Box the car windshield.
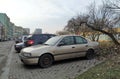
[44,36,61,46]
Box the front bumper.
[19,53,39,65]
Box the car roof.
[32,34,56,36]
[54,35,91,42]
[57,35,85,38]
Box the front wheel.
[38,54,53,68]
[86,49,95,60]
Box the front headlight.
[23,53,31,57]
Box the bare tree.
[106,0,120,9]
[56,30,70,35]
[65,15,101,41]
[64,18,80,34]
[87,3,120,45]
[65,2,120,45]
[88,31,101,41]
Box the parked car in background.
[15,38,22,43]
[15,35,28,43]
[19,35,99,68]
[24,34,56,47]
[15,42,25,53]
[15,34,56,52]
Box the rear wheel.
[38,54,53,68]
[86,49,95,60]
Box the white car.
[19,35,99,68]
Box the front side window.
[60,36,74,45]
[75,36,87,44]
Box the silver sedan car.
[19,35,99,68]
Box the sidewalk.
[0,41,14,77]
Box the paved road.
[0,41,102,79]
[0,41,14,76]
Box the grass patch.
[75,54,120,79]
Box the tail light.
[27,40,34,45]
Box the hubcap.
[43,57,50,65]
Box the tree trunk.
[86,23,120,45]
[96,34,100,42]
[107,33,120,45]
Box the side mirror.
[58,42,65,46]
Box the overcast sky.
[0,0,102,34]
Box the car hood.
[21,44,51,53]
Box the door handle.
[72,47,75,48]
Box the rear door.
[73,36,89,57]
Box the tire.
[86,49,95,60]
[15,48,21,53]
[38,54,53,68]
[17,50,21,53]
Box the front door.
[54,36,76,60]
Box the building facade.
[0,22,3,41]
[0,13,29,40]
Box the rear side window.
[75,36,87,44]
